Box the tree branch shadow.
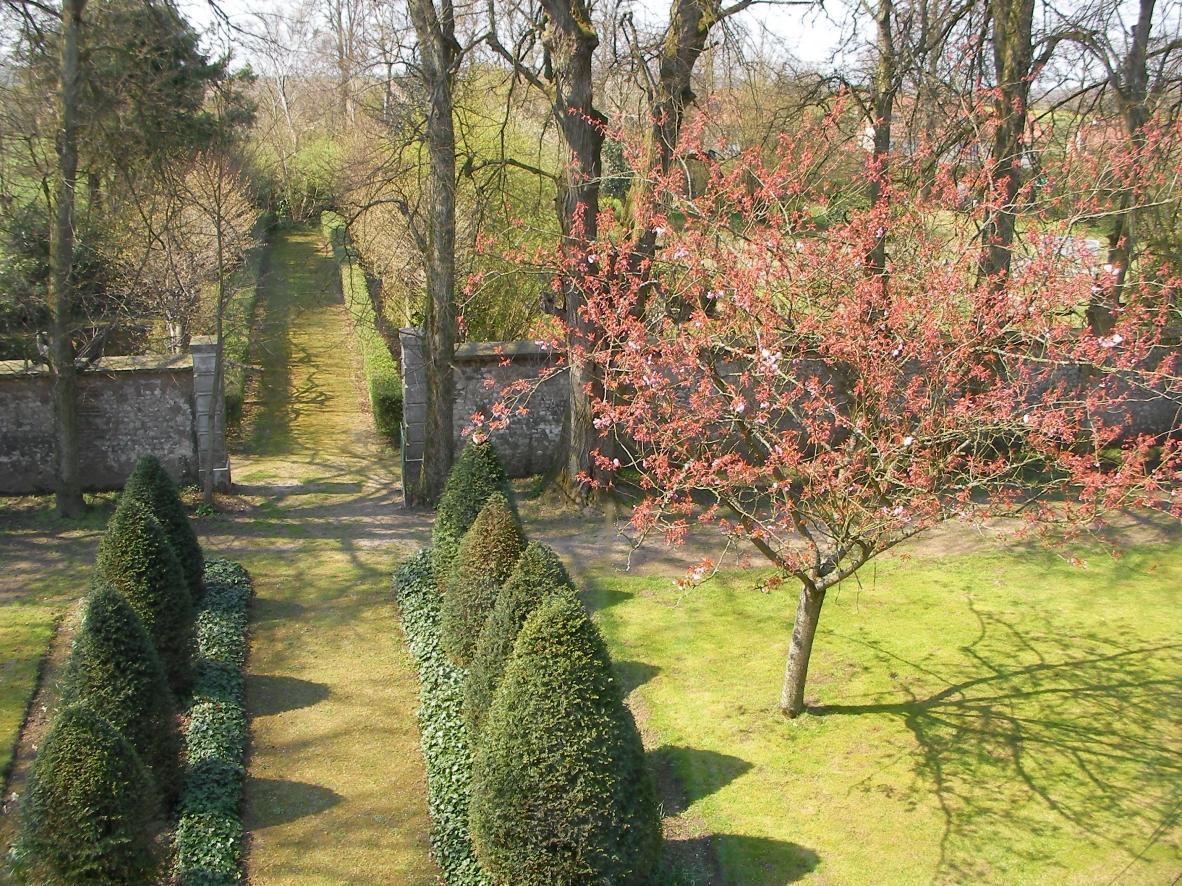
[812,607,1182,881]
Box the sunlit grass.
[586,543,1182,884]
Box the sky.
[178,0,851,69]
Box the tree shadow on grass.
[244,777,343,828]
[247,674,331,717]
[812,606,1182,881]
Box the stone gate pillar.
[190,335,231,491]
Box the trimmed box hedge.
[322,211,402,443]
[174,558,253,886]
[393,550,491,886]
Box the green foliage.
[432,441,513,594]
[441,493,526,666]
[393,550,492,885]
[174,811,243,885]
[470,592,662,884]
[322,211,402,442]
[464,542,573,736]
[174,558,252,885]
[95,498,194,695]
[57,584,182,802]
[121,454,204,602]
[16,705,160,884]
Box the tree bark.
[539,0,607,500]
[780,584,826,717]
[866,0,897,280]
[978,0,1035,286]
[1086,0,1155,335]
[48,0,87,518]
[407,0,459,504]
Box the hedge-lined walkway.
[206,227,435,883]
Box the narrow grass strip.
[175,558,253,885]
[321,211,402,442]
[220,218,273,427]
[393,550,490,886]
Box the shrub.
[464,542,573,736]
[470,592,662,885]
[121,454,204,602]
[393,550,491,885]
[441,493,525,666]
[58,584,182,802]
[174,557,253,885]
[95,498,194,695]
[432,440,512,594]
[17,705,160,884]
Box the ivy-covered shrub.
[16,705,161,884]
[432,441,512,594]
[121,454,204,602]
[470,592,662,884]
[174,557,252,885]
[441,493,526,666]
[57,583,182,803]
[95,498,194,695]
[464,542,573,737]
[393,550,491,885]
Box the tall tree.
[47,0,87,517]
[406,0,461,503]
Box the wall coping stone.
[0,354,193,377]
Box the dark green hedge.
[174,558,252,885]
[464,542,573,737]
[393,550,491,885]
[16,705,161,884]
[432,441,512,595]
[121,454,204,602]
[469,592,662,884]
[441,493,526,667]
[95,498,194,695]
[58,583,182,803]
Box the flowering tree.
[488,102,1182,717]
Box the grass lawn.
[586,542,1182,884]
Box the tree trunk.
[979,0,1035,286]
[48,0,87,519]
[1087,0,1155,335]
[780,585,826,717]
[540,0,607,502]
[407,0,458,504]
[866,0,896,280]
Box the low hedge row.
[174,557,253,886]
[322,211,402,443]
[393,550,491,886]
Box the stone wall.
[0,336,228,494]
[400,330,565,497]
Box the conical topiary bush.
[432,440,513,593]
[440,492,525,666]
[470,592,662,884]
[16,705,161,884]
[95,497,194,694]
[121,454,203,602]
[464,542,573,736]
[58,583,182,803]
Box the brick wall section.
[400,329,565,497]
[0,338,228,494]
